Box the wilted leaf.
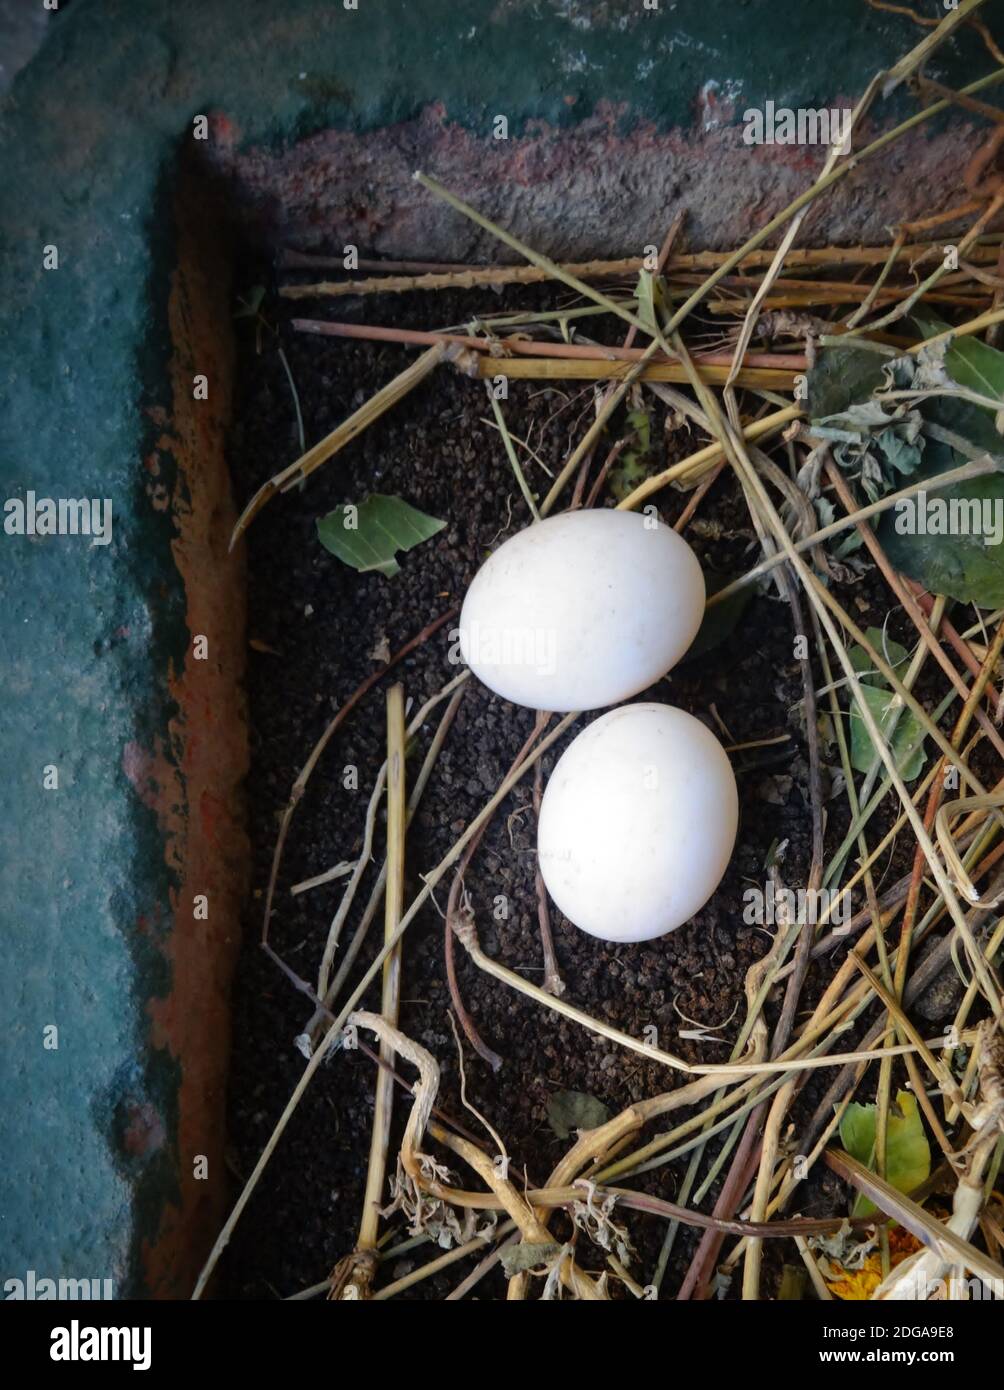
[812,396,926,502]
[499,1242,563,1277]
[913,312,1004,409]
[546,1089,610,1140]
[837,1090,931,1219]
[635,270,666,335]
[317,494,446,578]
[824,1228,923,1300]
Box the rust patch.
[136,163,249,1299]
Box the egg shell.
[458,509,704,711]
[537,703,738,943]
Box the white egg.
[458,509,704,711]
[537,703,738,943]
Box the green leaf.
[839,1102,877,1169]
[635,270,666,335]
[316,494,446,578]
[609,408,655,502]
[848,627,909,687]
[807,343,890,420]
[546,1090,610,1140]
[913,312,1004,409]
[838,1091,930,1219]
[234,284,266,319]
[848,683,926,782]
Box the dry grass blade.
[337,685,408,1299]
[229,343,452,547]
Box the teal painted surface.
[0,0,999,1294]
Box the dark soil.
[221,267,975,1301]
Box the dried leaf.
[499,1242,563,1277]
[546,1089,610,1140]
[824,1228,923,1300]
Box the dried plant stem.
[317,752,386,998]
[654,902,798,1294]
[910,304,1004,351]
[742,1078,796,1300]
[887,622,1004,1113]
[848,190,1004,337]
[281,256,649,299]
[230,343,452,545]
[450,915,932,1078]
[310,676,468,1041]
[573,212,684,506]
[477,355,797,389]
[445,710,552,1070]
[883,0,990,86]
[414,172,662,345]
[826,1146,1004,1291]
[192,711,580,1298]
[815,615,899,1271]
[352,1014,606,1297]
[365,691,406,1228]
[822,690,958,891]
[740,584,825,1301]
[538,339,665,514]
[662,66,1004,336]
[909,581,1004,704]
[738,875,1004,1243]
[292,316,805,372]
[373,1223,517,1300]
[726,61,872,391]
[532,754,565,997]
[826,462,1004,765]
[944,914,1004,1124]
[446,1228,520,1300]
[681,332,1004,1027]
[259,606,456,951]
[845,230,907,328]
[615,405,801,513]
[279,238,1003,299]
[849,951,963,1103]
[486,382,540,521]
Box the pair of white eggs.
[458,510,739,944]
